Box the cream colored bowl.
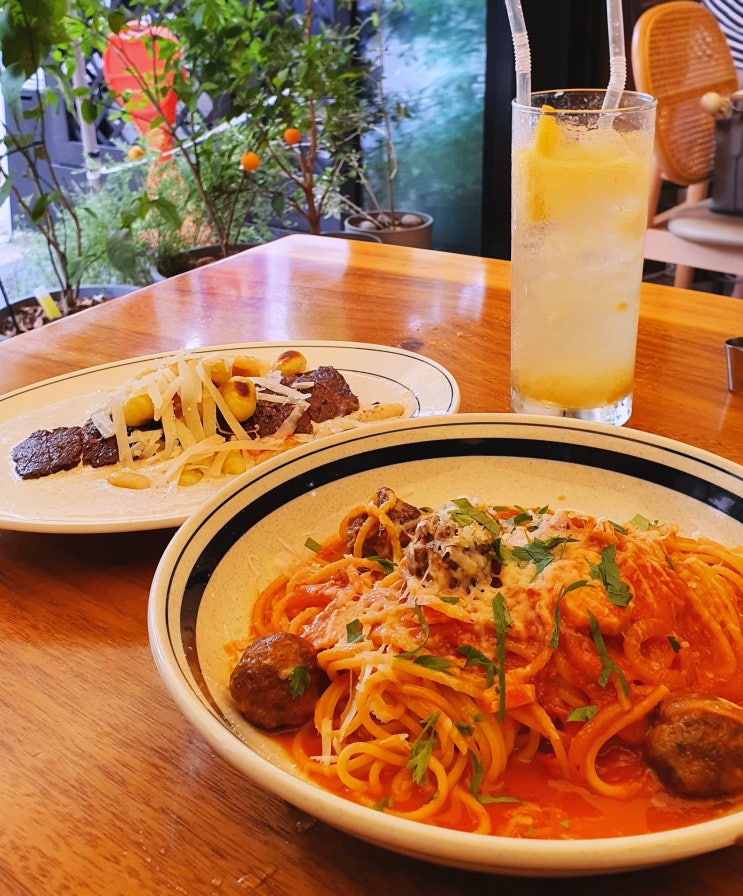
[148,414,743,876]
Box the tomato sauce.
[277,728,742,839]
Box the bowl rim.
[148,413,743,875]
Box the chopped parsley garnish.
[667,634,682,652]
[411,654,454,674]
[588,544,633,607]
[587,610,629,696]
[346,619,363,643]
[397,603,430,658]
[468,751,484,795]
[549,579,589,648]
[511,535,576,575]
[457,644,496,687]
[629,513,656,531]
[566,705,598,722]
[449,498,501,535]
[288,664,311,698]
[304,536,322,553]
[493,593,512,720]
[407,712,440,785]
[367,555,396,574]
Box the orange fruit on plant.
[283,127,301,145]
[127,145,145,160]
[240,151,260,171]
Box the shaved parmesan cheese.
[77,348,393,489]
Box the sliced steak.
[249,397,312,438]
[11,426,85,479]
[283,366,359,423]
[81,421,119,468]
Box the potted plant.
[0,0,148,327]
[342,0,433,248]
[245,0,375,237]
[91,0,285,276]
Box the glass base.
[511,391,632,426]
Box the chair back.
[631,0,738,186]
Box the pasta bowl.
[148,414,743,876]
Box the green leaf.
[0,63,27,118]
[468,751,484,795]
[397,603,429,658]
[105,229,138,277]
[449,498,501,536]
[346,619,363,643]
[0,0,69,80]
[588,544,633,607]
[288,664,310,698]
[511,535,576,575]
[549,579,589,648]
[107,9,128,35]
[0,172,15,206]
[566,705,598,723]
[367,555,395,574]
[587,610,629,696]
[493,593,511,720]
[304,536,322,553]
[667,634,682,653]
[147,196,182,231]
[411,654,453,674]
[80,97,97,126]
[406,712,439,785]
[457,644,495,688]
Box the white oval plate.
[149,414,743,877]
[0,341,459,533]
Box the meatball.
[645,693,743,798]
[344,486,422,559]
[404,505,500,593]
[229,632,325,731]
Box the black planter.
[0,284,136,340]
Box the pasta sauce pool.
[275,726,742,839]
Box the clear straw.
[603,0,627,109]
[505,0,531,106]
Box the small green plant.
[134,122,277,276]
[0,0,107,303]
[248,0,374,235]
[92,0,282,266]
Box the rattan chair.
[631,0,743,295]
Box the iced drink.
[510,90,656,425]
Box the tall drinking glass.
[510,89,657,425]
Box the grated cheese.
[86,349,408,490]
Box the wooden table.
[1,235,741,895]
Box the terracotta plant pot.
[344,211,433,248]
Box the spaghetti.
[240,488,743,838]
